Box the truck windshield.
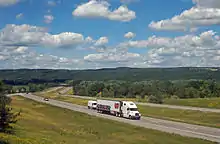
[129,108,138,111]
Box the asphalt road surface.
[10,93,220,143]
[45,86,64,93]
[61,94,220,113]
[58,87,72,94]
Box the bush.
[148,94,163,104]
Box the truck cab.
[121,101,141,120]
[88,100,97,109]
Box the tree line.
[8,83,59,93]
[0,81,20,137]
[72,80,220,104]
[1,67,220,83]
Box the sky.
[0,0,220,69]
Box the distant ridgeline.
[0,67,219,85]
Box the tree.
[148,92,163,104]
[0,81,20,133]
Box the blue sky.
[0,0,220,69]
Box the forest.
[72,80,220,104]
[0,67,220,85]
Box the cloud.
[0,45,82,69]
[121,30,219,49]
[13,46,28,53]
[72,0,136,22]
[120,0,140,4]
[0,0,21,6]
[0,24,93,48]
[193,0,220,8]
[44,15,54,24]
[94,37,108,46]
[84,51,140,63]
[16,13,23,19]
[124,32,136,39]
[149,0,220,31]
[122,30,220,67]
[48,0,56,6]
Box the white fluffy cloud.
[0,24,92,48]
[72,0,136,22]
[124,32,136,39]
[13,46,28,53]
[0,0,21,6]
[121,30,220,67]
[84,51,140,63]
[44,15,54,24]
[149,0,220,31]
[0,45,83,69]
[94,37,108,46]
[121,30,220,49]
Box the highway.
[57,86,220,113]
[58,87,72,94]
[61,94,220,113]
[10,93,220,143]
[45,86,63,93]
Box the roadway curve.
[62,94,220,113]
[58,87,72,94]
[9,93,220,143]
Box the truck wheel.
[88,106,90,109]
[129,115,131,119]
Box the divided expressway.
[9,93,220,143]
[63,94,220,113]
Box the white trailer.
[96,99,141,120]
[87,100,97,109]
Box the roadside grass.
[0,96,214,144]
[37,95,220,128]
[138,105,220,128]
[42,86,64,94]
[65,88,73,95]
[164,98,220,109]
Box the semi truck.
[87,100,97,109]
[88,99,141,120]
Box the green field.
[39,94,220,128]
[164,98,220,109]
[0,96,215,144]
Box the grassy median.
[0,96,215,144]
[164,98,220,109]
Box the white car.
[88,100,97,109]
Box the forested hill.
[0,67,220,84]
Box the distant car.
[44,98,49,101]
